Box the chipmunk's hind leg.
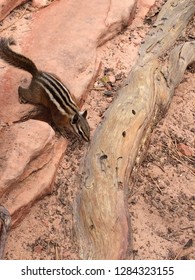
[18,86,30,104]
[18,80,42,105]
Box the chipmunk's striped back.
[37,72,79,117]
[0,37,90,141]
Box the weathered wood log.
[0,205,11,259]
[74,0,195,259]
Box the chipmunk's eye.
[72,114,79,124]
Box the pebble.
[177,143,193,157]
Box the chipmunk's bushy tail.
[0,37,38,77]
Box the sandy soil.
[1,2,195,259]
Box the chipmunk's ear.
[81,110,87,118]
[71,113,79,124]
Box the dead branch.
[74,0,195,259]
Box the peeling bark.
[75,0,195,259]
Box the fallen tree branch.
[0,205,11,259]
[74,0,195,259]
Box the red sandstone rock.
[0,120,67,226]
[0,120,55,197]
[0,0,137,122]
[0,0,137,226]
[0,0,27,21]
[139,0,155,8]
[32,0,48,8]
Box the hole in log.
[100,154,107,160]
[89,224,95,231]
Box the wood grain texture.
[74,0,195,259]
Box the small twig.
[54,244,62,260]
[170,154,195,174]
[150,154,165,172]
[162,132,195,175]
[91,88,105,91]
[174,239,193,260]
[153,162,165,173]
[151,177,163,194]
[0,4,29,33]
[180,225,193,230]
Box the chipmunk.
[0,37,90,141]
